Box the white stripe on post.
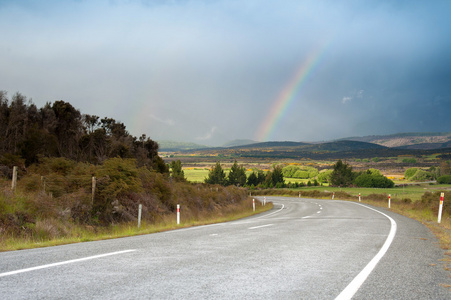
[138,204,142,228]
[177,204,180,225]
[438,193,444,223]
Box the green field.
[183,168,450,202]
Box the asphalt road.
[1,197,450,299]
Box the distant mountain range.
[340,132,451,150]
[157,140,208,151]
[159,132,451,152]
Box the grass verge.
[0,199,273,252]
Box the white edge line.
[0,249,136,278]
[252,202,285,220]
[248,224,274,230]
[335,203,397,300]
[230,202,285,225]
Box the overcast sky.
[1,0,450,146]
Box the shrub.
[437,175,451,184]
[404,168,418,179]
[410,169,433,181]
[402,158,417,164]
[354,173,394,188]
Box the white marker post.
[11,166,17,192]
[177,204,180,225]
[253,199,255,212]
[299,192,301,198]
[332,192,335,200]
[438,192,444,223]
[264,197,266,206]
[138,204,142,228]
[91,176,96,206]
[388,194,391,208]
[359,193,361,202]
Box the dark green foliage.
[227,160,247,186]
[0,91,165,173]
[437,175,451,184]
[354,172,395,188]
[246,172,258,186]
[264,166,284,188]
[170,160,185,182]
[402,157,417,164]
[205,162,227,185]
[329,160,355,187]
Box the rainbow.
[254,45,328,142]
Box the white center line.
[248,224,274,230]
[0,249,136,278]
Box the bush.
[402,158,417,164]
[437,175,451,184]
[410,169,433,181]
[404,168,418,179]
[354,173,394,188]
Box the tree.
[317,169,333,184]
[247,172,258,186]
[205,162,226,185]
[170,160,185,182]
[330,160,355,187]
[52,100,82,159]
[264,166,284,188]
[227,160,247,186]
[5,92,28,153]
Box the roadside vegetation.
[0,157,271,251]
[0,92,271,251]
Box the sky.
[1,0,450,146]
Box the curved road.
[1,197,450,299]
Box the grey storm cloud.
[0,0,450,146]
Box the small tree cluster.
[282,165,318,179]
[329,160,394,188]
[204,161,284,188]
[404,167,434,181]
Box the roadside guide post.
[253,199,255,212]
[388,194,391,208]
[332,192,334,200]
[438,193,444,223]
[138,204,142,228]
[11,166,17,192]
[359,193,361,202]
[177,204,180,225]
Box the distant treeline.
[238,148,451,160]
[0,91,166,171]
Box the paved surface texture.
[1,196,450,299]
